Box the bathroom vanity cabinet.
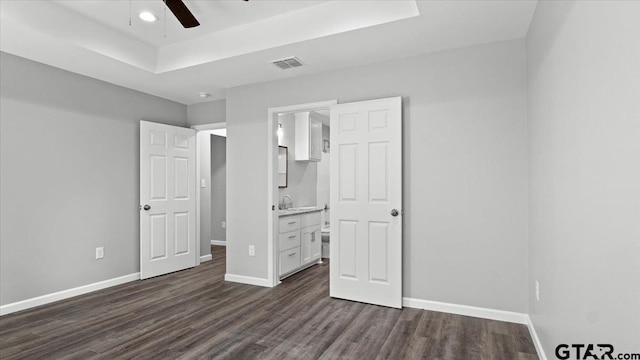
[278,210,322,278]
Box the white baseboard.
[224,273,272,287]
[0,273,140,316]
[200,254,212,263]
[402,297,545,358]
[210,240,226,246]
[402,297,528,324]
[526,315,547,360]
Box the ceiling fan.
[164,0,249,29]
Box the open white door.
[330,97,402,308]
[140,121,197,279]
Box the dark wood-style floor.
[0,246,538,359]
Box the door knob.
[143,205,151,211]
[391,209,399,217]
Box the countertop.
[278,207,323,217]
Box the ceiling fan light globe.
[139,12,158,22]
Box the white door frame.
[266,100,337,287]
[192,122,227,265]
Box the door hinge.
[272,205,275,211]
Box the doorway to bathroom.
[266,100,336,287]
[273,103,334,283]
[266,97,404,309]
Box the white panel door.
[140,121,197,279]
[330,97,402,308]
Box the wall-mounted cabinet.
[294,111,322,162]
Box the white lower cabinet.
[301,228,321,266]
[311,228,321,260]
[279,211,322,278]
[280,247,301,275]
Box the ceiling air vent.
[271,57,304,70]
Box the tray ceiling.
[0,0,537,104]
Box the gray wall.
[527,1,640,355]
[226,39,529,312]
[211,134,227,242]
[0,52,187,305]
[277,113,318,207]
[187,99,226,126]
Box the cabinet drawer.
[279,216,301,233]
[279,247,301,276]
[301,212,321,228]
[279,231,300,252]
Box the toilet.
[321,226,330,258]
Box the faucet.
[280,195,293,210]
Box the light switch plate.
[201,179,206,188]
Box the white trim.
[224,273,273,287]
[200,254,212,263]
[268,100,339,114]
[266,100,338,288]
[526,315,548,360]
[266,109,277,287]
[211,240,226,246]
[0,273,140,316]
[402,297,528,324]
[194,129,201,267]
[191,122,227,131]
[402,298,545,358]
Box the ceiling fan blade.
[164,0,200,28]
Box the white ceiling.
[0,0,537,105]
[54,0,331,47]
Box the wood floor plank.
[376,307,425,359]
[0,246,538,359]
